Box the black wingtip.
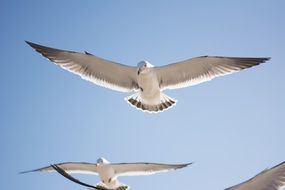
[25,41,51,50]
[182,162,194,168]
[25,40,33,46]
[25,40,40,49]
[172,162,194,170]
[19,168,38,174]
[258,57,271,62]
[187,162,194,166]
[84,51,94,55]
[264,57,271,62]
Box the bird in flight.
[20,157,192,190]
[21,160,285,190]
[225,161,285,190]
[26,41,270,113]
[22,162,285,190]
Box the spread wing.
[225,161,285,190]
[155,56,270,90]
[111,162,192,177]
[26,41,139,92]
[20,162,98,175]
[50,164,109,190]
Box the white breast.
[136,69,162,105]
[137,69,160,94]
[97,164,115,183]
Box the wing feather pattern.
[155,56,269,90]
[26,41,139,92]
[111,162,192,177]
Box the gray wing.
[225,161,285,190]
[111,162,192,177]
[26,41,139,92]
[155,56,270,90]
[20,162,98,175]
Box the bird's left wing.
[155,56,269,90]
[111,162,192,177]
[26,41,139,92]
[225,161,285,190]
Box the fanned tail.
[125,92,176,113]
[115,186,129,190]
[92,183,129,190]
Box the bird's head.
[97,157,110,164]
[137,60,153,75]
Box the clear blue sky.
[1,1,285,190]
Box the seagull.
[26,41,270,113]
[225,161,285,190]
[20,157,192,190]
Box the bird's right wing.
[112,162,192,177]
[50,164,105,190]
[20,162,98,175]
[225,161,285,190]
[26,41,139,92]
[51,165,128,190]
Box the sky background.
[1,0,285,190]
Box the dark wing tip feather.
[236,57,270,66]
[216,56,270,72]
[197,56,270,68]
[261,57,271,61]
[241,57,270,63]
[85,51,94,55]
[176,162,193,169]
[25,40,33,46]
[19,168,39,174]
[26,41,78,65]
[25,40,77,55]
[19,165,49,174]
[25,40,49,52]
[185,162,194,166]
[212,56,270,60]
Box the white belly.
[97,164,115,184]
[97,165,124,189]
[137,70,161,104]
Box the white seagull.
[21,157,192,190]
[26,41,270,113]
[225,161,285,190]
